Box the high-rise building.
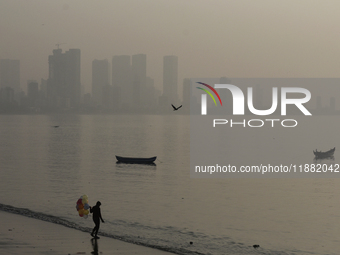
[27,80,39,107]
[182,78,191,105]
[40,79,48,108]
[0,87,15,105]
[0,59,20,92]
[112,55,131,109]
[47,48,81,108]
[132,54,146,109]
[40,79,47,97]
[92,59,109,106]
[163,56,178,105]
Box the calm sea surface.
[1,114,340,255]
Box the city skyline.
[0,48,185,113]
[3,1,340,97]
[0,49,183,99]
[1,51,339,114]
[2,0,340,113]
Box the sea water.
[0,114,340,255]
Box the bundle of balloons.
[76,194,90,218]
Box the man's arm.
[99,209,104,223]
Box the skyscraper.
[0,59,20,92]
[27,80,39,107]
[163,56,178,105]
[132,54,146,109]
[92,59,109,106]
[182,78,191,103]
[112,55,131,109]
[47,48,81,108]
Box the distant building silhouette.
[0,86,19,113]
[40,79,47,95]
[47,48,81,109]
[92,59,109,107]
[0,87,15,104]
[182,78,191,114]
[39,78,48,108]
[27,80,39,108]
[132,54,147,110]
[0,59,20,93]
[102,84,113,110]
[162,56,178,106]
[112,55,131,110]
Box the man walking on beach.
[90,201,104,238]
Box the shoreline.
[0,210,175,255]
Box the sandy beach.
[0,211,174,255]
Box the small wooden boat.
[115,156,157,164]
[313,147,335,159]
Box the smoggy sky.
[1,0,340,95]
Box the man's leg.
[91,225,96,237]
[91,219,98,237]
[94,221,100,237]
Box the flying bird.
[171,104,182,111]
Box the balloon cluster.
[76,195,90,218]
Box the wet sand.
[0,211,174,255]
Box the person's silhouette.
[90,201,104,238]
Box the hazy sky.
[1,0,340,94]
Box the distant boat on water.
[115,156,157,164]
[313,147,335,159]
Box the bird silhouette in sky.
[171,104,182,111]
